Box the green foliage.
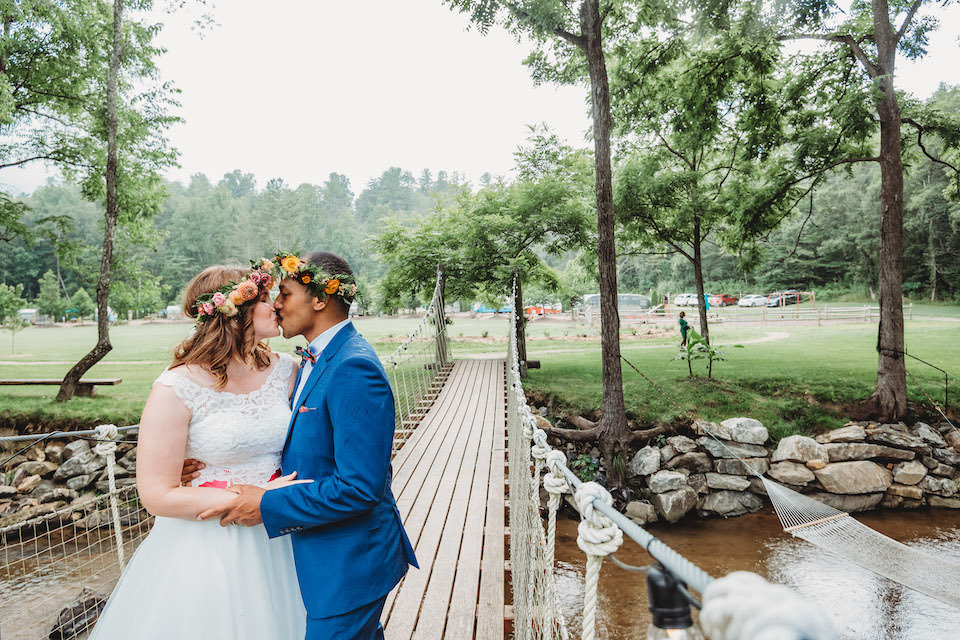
[675,328,743,378]
[374,131,591,310]
[570,453,599,482]
[70,287,96,320]
[36,270,65,320]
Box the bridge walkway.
[383,358,507,640]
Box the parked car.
[767,289,802,307]
[738,295,768,307]
[707,293,738,307]
[673,293,697,306]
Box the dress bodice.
[154,352,296,488]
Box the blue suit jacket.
[261,322,418,619]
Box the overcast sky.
[5,0,960,195]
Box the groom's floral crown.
[269,251,359,304]
[193,264,274,323]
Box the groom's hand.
[198,484,265,526]
[180,458,205,486]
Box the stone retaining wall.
[544,415,960,526]
[0,440,137,529]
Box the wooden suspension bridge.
[383,358,508,639]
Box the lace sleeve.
[154,369,200,411]
[276,352,297,380]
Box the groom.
[197,251,418,640]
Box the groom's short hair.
[302,251,353,315]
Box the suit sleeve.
[260,355,394,537]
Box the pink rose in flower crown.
[251,272,264,286]
[202,302,215,315]
[212,292,226,306]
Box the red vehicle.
[708,294,739,307]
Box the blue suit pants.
[305,595,386,640]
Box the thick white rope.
[700,571,837,639]
[575,481,624,640]
[94,424,126,570]
[543,449,569,570]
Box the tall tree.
[774,0,960,419]
[442,0,636,484]
[58,0,177,400]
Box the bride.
[89,264,308,639]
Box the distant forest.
[3,87,959,317]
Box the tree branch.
[542,425,599,442]
[902,117,960,175]
[504,1,585,47]
[781,33,880,78]
[895,0,923,44]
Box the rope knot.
[545,449,567,476]
[94,424,119,457]
[575,482,623,558]
[531,427,550,460]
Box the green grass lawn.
[0,309,956,434]
[525,319,959,440]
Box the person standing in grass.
[678,311,688,347]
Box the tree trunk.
[513,272,528,378]
[928,219,937,302]
[435,262,448,366]
[580,0,630,487]
[863,0,907,420]
[691,217,710,344]
[57,0,123,402]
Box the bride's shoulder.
[273,351,298,375]
[157,364,215,390]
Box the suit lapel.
[283,322,358,449]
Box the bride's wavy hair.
[171,265,272,389]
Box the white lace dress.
[88,353,306,639]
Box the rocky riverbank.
[539,414,960,525]
[0,439,137,530]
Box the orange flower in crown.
[268,251,360,306]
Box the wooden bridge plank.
[444,359,502,639]
[383,358,507,639]
[411,360,499,639]
[476,360,506,640]
[384,360,486,632]
[385,360,487,637]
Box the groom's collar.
[304,318,352,360]
[310,318,357,360]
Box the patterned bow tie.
[295,345,318,367]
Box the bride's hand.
[265,471,314,490]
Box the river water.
[553,507,960,639]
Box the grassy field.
[0,307,956,435]
[526,317,959,440]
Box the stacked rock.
[0,440,138,529]
[620,417,960,527]
[810,421,960,511]
[625,418,771,524]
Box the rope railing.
[0,425,153,640]
[385,267,453,454]
[507,279,715,640]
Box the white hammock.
[763,476,960,609]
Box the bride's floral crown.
[193,264,274,323]
[270,251,359,304]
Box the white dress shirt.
[293,318,351,407]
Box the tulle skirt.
[88,516,306,639]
